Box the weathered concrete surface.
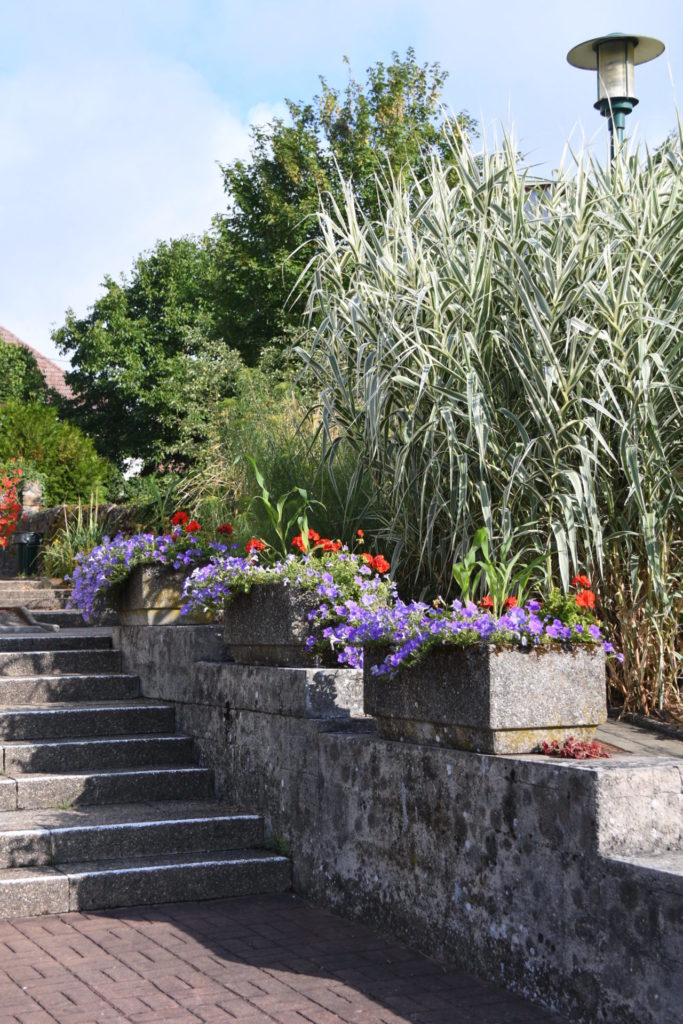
[224,583,337,666]
[114,565,213,625]
[120,623,683,1024]
[364,643,606,753]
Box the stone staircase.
[0,625,290,918]
[0,577,107,628]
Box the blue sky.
[1,0,680,363]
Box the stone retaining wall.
[114,624,683,1024]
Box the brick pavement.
[0,894,568,1024]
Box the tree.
[212,49,476,363]
[0,342,49,404]
[55,50,475,464]
[55,237,243,468]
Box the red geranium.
[291,534,306,552]
[571,574,591,590]
[503,596,518,610]
[356,529,364,538]
[372,554,390,574]
[171,510,189,526]
[246,537,266,553]
[575,589,596,609]
[479,595,494,610]
[185,520,201,533]
[217,522,233,535]
[361,552,374,565]
[321,538,342,553]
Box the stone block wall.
[114,624,683,1024]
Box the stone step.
[0,634,112,653]
[0,673,141,704]
[0,591,72,610]
[0,849,290,918]
[0,801,264,867]
[11,766,215,810]
[0,648,121,677]
[2,734,195,774]
[31,609,119,629]
[0,701,175,740]
[0,579,53,592]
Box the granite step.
[0,673,141,704]
[0,634,112,653]
[2,734,195,774]
[0,648,121,677]
[0,579,53,592]
[0,801,264,867]
[0,849,290,917]
[11,765,215,810]
[0,701,175,740]
[31,609,118,629]
[0,591,72,610]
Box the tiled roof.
[0,325,73,399]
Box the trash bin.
[12,532,43,576]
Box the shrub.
[0,400,118,506]
[301,127,683,713]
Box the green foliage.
[0,400,117,506]
[121,473,186,534]
[54,237,244,467]
[452,528,545,615]
[213,49,476,365]
[176,365,382,551]
[245,457,322,559]
[0,342,49,404]
[302,128,683,712]
[41,498,106,580]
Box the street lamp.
[567,32,665,159]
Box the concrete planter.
[363,643,607,754]
[115,565,212,626]
[224,583,335,667]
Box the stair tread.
[0,700,172,714]
[610,849,683,875]
[2,733,189,748]
[0,801,258,834]
[57,848,288,876]
[13,765,209,779]
[0,673,137,681]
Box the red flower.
[503,596,518,610]
[372,554,390,574]
[217,522,233,535]
[575,590,596,609]
[571,574,592,590]
[291,534,306,552]
[185,520,201,533]
[307,529,321,545]
[171,510,189,526]
[356,529,364,538]
[246,537,266,553]
[322,539,342,553]
[479,595,494,610]
[361,552,374,565]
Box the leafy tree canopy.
[212,48,476,363]
[0,342,49,404]
[54,237,243,468]
[55,49,475,465]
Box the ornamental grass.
[300,126,683,714]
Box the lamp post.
[567,32,665,160]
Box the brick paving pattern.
[0,894,567,1024]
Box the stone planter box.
[224,583,335,667]
[115,565,212,626]
[363,643,607,754]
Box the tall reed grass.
[301,128,683,713]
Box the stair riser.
[15,769,214,810]
[0,651,121,677]
[0,817,264,868]
[0,706,175,740]
[0,874,68,918]
[0,636,112,653]
[4,736,195,774]
[69,857,291,911]
[0,677,141,704]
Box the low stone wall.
[114,624,683,1024]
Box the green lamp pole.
[567,32,665,160]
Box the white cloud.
[0,52,280,362]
